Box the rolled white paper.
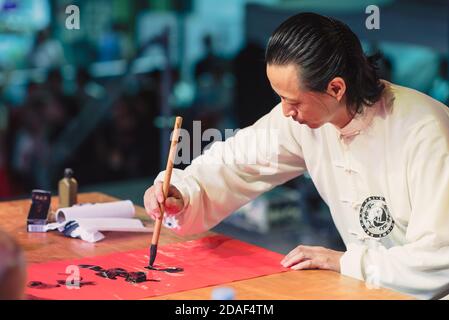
[56,200,135,222]
[55,201,152,237]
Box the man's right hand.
[144,182,184,220]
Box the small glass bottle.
[58,168,78,208]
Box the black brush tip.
[149,244,158,266]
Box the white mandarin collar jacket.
[156,81,449,299]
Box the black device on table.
[27,190,51,233]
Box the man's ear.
[326,77,346,102]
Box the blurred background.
[0,0,447,253]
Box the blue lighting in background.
[1,0,18,11]
[0,0,50,31]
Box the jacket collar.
[337,101,379,139]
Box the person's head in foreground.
[0,229,26,300]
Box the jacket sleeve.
[154,104,307,236]
[340,117,449,299]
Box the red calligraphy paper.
[26,235,288,300]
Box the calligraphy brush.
[149,116,183,267]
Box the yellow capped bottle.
[58,168,78,208]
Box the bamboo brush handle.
[151,116,183,246]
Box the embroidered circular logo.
[359,196,394,238]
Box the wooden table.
[0,192,413,300]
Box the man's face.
[266,64,345,129]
